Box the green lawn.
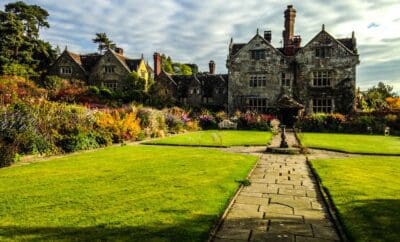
[299,133,400,155]
[0,145,257,241]
[144,130,273,147]
[311,156,400,242]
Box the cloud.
[1,0,400,92]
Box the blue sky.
[2,0,400,93]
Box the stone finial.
[257,28,259,35]
[322,24,325,31]
[64,45,68,51]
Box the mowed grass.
[311,156,400,242]
[0,145,257,241]
[299,133,400,155]
[144,130,273,147]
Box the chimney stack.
[209,60,216,74]
[153,52,161,77]
[115,47,124,55]
[283,5,296,48]
[264,30,272,43]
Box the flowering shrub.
[137,107,167,138]
[199,114,217,130]
[95,110,141,143]
[236,112,274,131]
[296,113,400,135]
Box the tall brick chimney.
[264,30,272,43]
[153,52,161,77]
[283,5,296,48]
[209,60,215,74]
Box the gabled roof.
[126,59,142,71]
[231,43,246,56]
[300,30,357,55]
[230,33,285,58]
[337,38,356,52]
[62,50,87,74]
[80,54,102,72]
[106,49,145,72]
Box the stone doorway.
[278,108,299,127]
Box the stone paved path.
[212,132,347,242]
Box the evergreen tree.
[0,1,56,78]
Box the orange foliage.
[386,97,400,110]
[96,110,141,142]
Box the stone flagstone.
[212,132,341,242]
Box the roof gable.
[300,30,356,55]
[55,50,87,74]
[230,33,284,59]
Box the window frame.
[251,50,266,60]
[312,98,333,113]
[102,80,118,91]
[246,98,267,113]
[312,71,333,87]
[249,75,267,87]
[104,65,116,73]
[60,66,73,75]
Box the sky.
[1,0,400,93]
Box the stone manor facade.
[226,5,359,123]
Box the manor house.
[154,5,359,124]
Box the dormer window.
[60,66,72,75]
[315,46,332,58]
[251,50,265,60]
[104,66,116,73]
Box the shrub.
[199,114,217,130]
[237,112,273,131]
[137,107,167,138]
[96,110,141,143]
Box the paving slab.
[212,132,341,241]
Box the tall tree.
[0,1,55,78]
[92,33,116,54]
[5,1,49,39]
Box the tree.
[92,33,116,54]
[0,1,56,78]
[122,71,147,102]
[363,82,397,111]
[5,1,49,39]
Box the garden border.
[207,153,261,241]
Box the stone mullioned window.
[246,98,267,113]
[102,80,118,91]
[249,75,267,87]
[312,71,333,87]
[312,98,333,113]
[104,66,116,73]
[60,66,72,75]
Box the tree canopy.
[92,33,116,54]
[0,1,56,78]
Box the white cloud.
[1,0,399,92]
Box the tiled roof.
[337,38,355,52]
[66,51,82,65]
[80,54,102,72]
[231,44,246,56]
[126,59,141,71]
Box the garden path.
[212,132,350,242]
